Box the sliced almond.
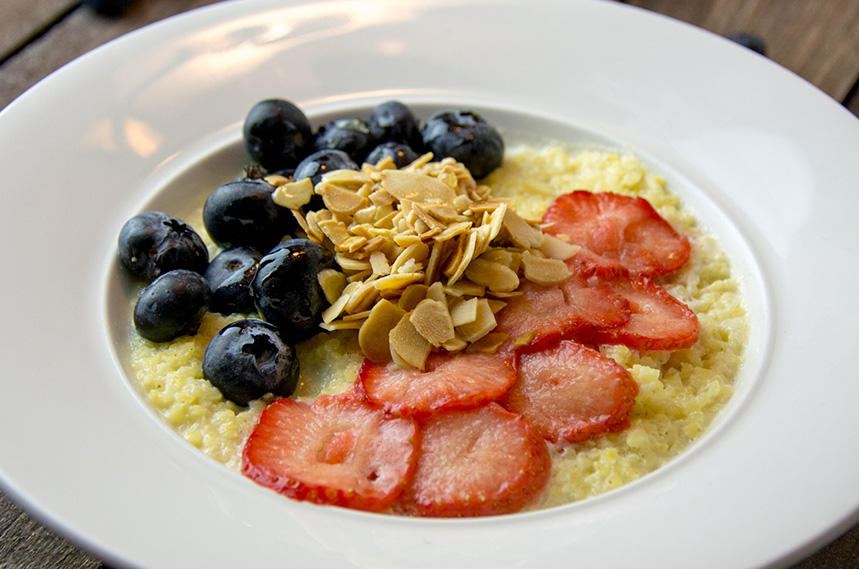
[464,258,519,292]
[465,332,508,354]
[369,251,391,275]
[409,298,455,347]
[272,177,314,210]
[264,174,290,187]
[381,170,456,204]
[317,269,346,304]
[398,283,428,311]
[358,299,406,363]
[373,272,424,292]
[449,297,478,326]
[322,282,360,323]
[539,233,582,260]
[317,183,369,215]
[441,336,468,353]
[318,219,351,247]
[454,298,496,343]
[389,314,432,370]
[321,169,372,187]
[502,208,544,249]
[521,250,571,285]
[445,279,485,297]
[425,281,446,303]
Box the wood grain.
[0,0,77,62]
[623,0,859,103]
[0,0,221,110]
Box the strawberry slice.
[494,277,629,352]
[501,340,639,443]
[358,352,516,418]
[584,277,698,350]
[542,190,691,277]
[395,403,550,517]
[242,395,419,512]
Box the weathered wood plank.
[0,0,77,61]
[623,0,859,104]
[0,0,222,110]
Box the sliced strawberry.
[242,395,418,512]
[494,278,629,352]
[395,403,550,517]
[501,340,639,443]
[584,277,698,350]
[542,190,691,276]
[358,352,516,418]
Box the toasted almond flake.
[316,183,369,215]
[487,299,507,314]
[446,231,477,284]
[514,331,536,347]
[358,299,405,363]
[395,258,422,275]
[464,258,519,292]
[409,299,455,347]
[304,211,325,242]
[445,279,485,297]
[341,235,368,253]
[264,174,290,187]
[369,251,391,275]
[521,250,571,285]
[486,289,523,298]
[449,297,478,326]
[290,209,311,237]
[321,169,372,187]
[426,204,463,224]
[465,332,508,353]
[335,255,371,273]
[352,206,377,225]
[391,242,429,273]
[320,320,364,331]
[318,269,346,304]
[393,233,422,248]
[272,178,314,209]
[502,208,544,249]
[454,298,496,343]
[346,269,373,283]
[441,336,467,352]
[398,284,427,311]
[404,152,434,170]
[434,220,473,242]
[373,272,424,292]
[345,281,379,313]
[389,314,432,370]
[381,170,457,204]
[322,282,360,323]
[342,310,372,322]
[318,219,351,246]
[425,281,446,303]
[452,194,472,212]
[539,233,581,260]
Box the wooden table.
[0,1,857,568]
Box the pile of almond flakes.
[268,153,581,370]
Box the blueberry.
[118,211,209,282]
[243,99,312,172]
[205,247,262,315]
[203,179,295,251]
[421,110,504,179]
[366,142,418,168]
[726,32,767,56]
[202,319,299,405]
[293,149,359,186]
[133,270,210,342]
[368,101,423,149]
[314,118,375,164]
[252,238,333,343]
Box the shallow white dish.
[1,1,857,568]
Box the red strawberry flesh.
[395,403,550,517]
[542,190,690,277]
[502,340,639,443]
[358,352,516,417]
[242,395,418,511]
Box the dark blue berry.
[118,211,208,282]
[314,118,375,163]
[367,101,423,149]
[421,110,504,179]
[205,247,261,315]
[726,33,767,56]
[252,238,333,343]
[293,149,359,211]
[243,99,312,172]
[133,270,210,342]
[202,319,299,405]
[366,142,418,168]
[203,179,295,251]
